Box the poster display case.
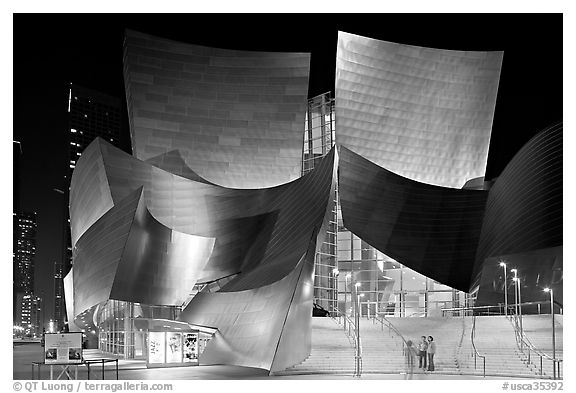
[146,330,198,368]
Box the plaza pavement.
[14,343,511,380]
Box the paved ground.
[13,343,512,380]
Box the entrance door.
[360,301,378,318]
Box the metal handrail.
[471,314,486,377]
[508,313,562,379]
[330,309,362,376]
[372,314,411,354]
[442,302,563,317]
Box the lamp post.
[345,273,351,317]
[354,282,361,377]
[512,276,524,347]
[510,269,518,317]
[544,288,556,379]
[332,268,339,315]
[499,262,508,316]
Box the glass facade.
[301,92,470,318]
[303,93,338,313]
[97,300,180,359]
[336,204,470,318]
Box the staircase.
[521,315,563,359]
[276,317,355,375]
[276,314,563,378]
[385,317,466,375]
[517,315,563,378]
[459,316,552,378]
[358,317,404,373]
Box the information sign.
[44,333,83,364]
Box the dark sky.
[13,14,562,325]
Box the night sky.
[13,14,562,325]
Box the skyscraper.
[13,211,38,327]
[56,83,123,330]
[53,263,64,332]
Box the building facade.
[14,212,37,298]
[57,83,123,331]
[63,29,561,373]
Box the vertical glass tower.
[302,93,338,313]
[303,93,469,318]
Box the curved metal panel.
[81,138,336,287]
[471,123,563,298]
[72,187,143,316]
[110,191,215,306]
[178,149,337,371]
[336,31,503,188]
[339,146,487,292]
[71,185,215,316]
[69,135,337,371]
[69,140,114,247]
[475,123,563,264]
[124,29,310,188]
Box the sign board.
[166,332,182,363]
[147,330,199,368]
[183,333,199,363]
[44,333,83,364]
[148,332,165,364]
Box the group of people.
[405,335,436,373]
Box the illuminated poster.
[148,332,165,364]
[183,333,198,362]
[44,333,83,364]
[166,332,182,363]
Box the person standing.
[404,340,418,379]
[417,335,428,370]
[427,336,436,371]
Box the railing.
[471,315,486,377]
[442,302,563,318]
[371,313,416,361]
[330,309,362,376]
[508,313,562,379]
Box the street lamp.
[512,276,524,346]
[345,273,351,316]
[511,269,518,317]
[353,281,362,377]
[332,268,339,315]
[544,288,557,379]
[499,261,508,316]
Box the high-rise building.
[13,211,37,326]
[53,263,65,331]
[15,293,43,337]
[14,212,37,295]
[57,83,123,329]
[13,141,23,320]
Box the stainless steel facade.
[336,31,503,188]
[66,134,337,371]
[124,29,310,188]
[472,123,563,305]
[339,146,488,292]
